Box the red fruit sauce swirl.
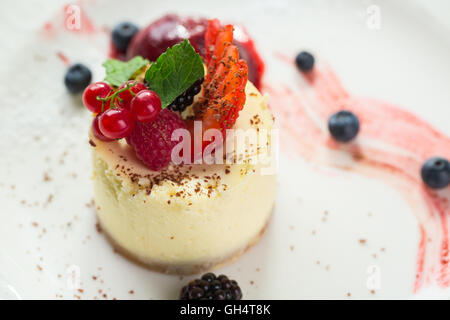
[268,54,450,292]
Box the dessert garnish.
[421,157,450,189]
[112,22,139,53]
[167,78,204,112]
[328,110,360,142]
[127,109,186,171]
[116,80,147,109]
[102,56,149,87]
[83,81,114,113]
[145,39,204,108]
[295,51,315,72]
[191,19,248,135]
[98,107,135,140]
[122,14,264,89]
[64,63,92,94]
[129,89,161,123]
[84,20,250,171]
[91,114,113,142]
[179,273,242,300]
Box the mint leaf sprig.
[102,56,149,87]
[145,39,204,109]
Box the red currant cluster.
[82,80,162,141]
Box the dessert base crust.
[97,206,274,275]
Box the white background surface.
[0,0,449,299]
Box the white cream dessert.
[91,81,276,274]
[84,18,276,274]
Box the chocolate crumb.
[89,139,96,147]
[43,172,52,182]
[44,194,54,207]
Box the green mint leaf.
[103,56,149,87]
[145,39,204,108]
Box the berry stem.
[97,81,139,111]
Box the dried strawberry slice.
[204,19,221,62]
[197,20,248,132]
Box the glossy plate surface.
[0,0,449,299]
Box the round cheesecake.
[90,81,276,274]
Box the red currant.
[116,81,147,109]
[99,108,135,139]
[92,114,114,141]
[130,90,162,123]
[82,82,113,113]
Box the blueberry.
[421,157,450,189]
[328,110,360,142]
[295,51,315,72]
[112,22,139,53]
[64,63,92,94]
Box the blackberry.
[179,273,242,300]
[168,78,204,113]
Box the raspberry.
[127,109,186,171]
[179,273,242,300]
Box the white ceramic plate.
[1,0,449,299]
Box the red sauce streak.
[41,22,56,38]
[44,22,53,31]
[268,53,450,292]
[56,51,70,66]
